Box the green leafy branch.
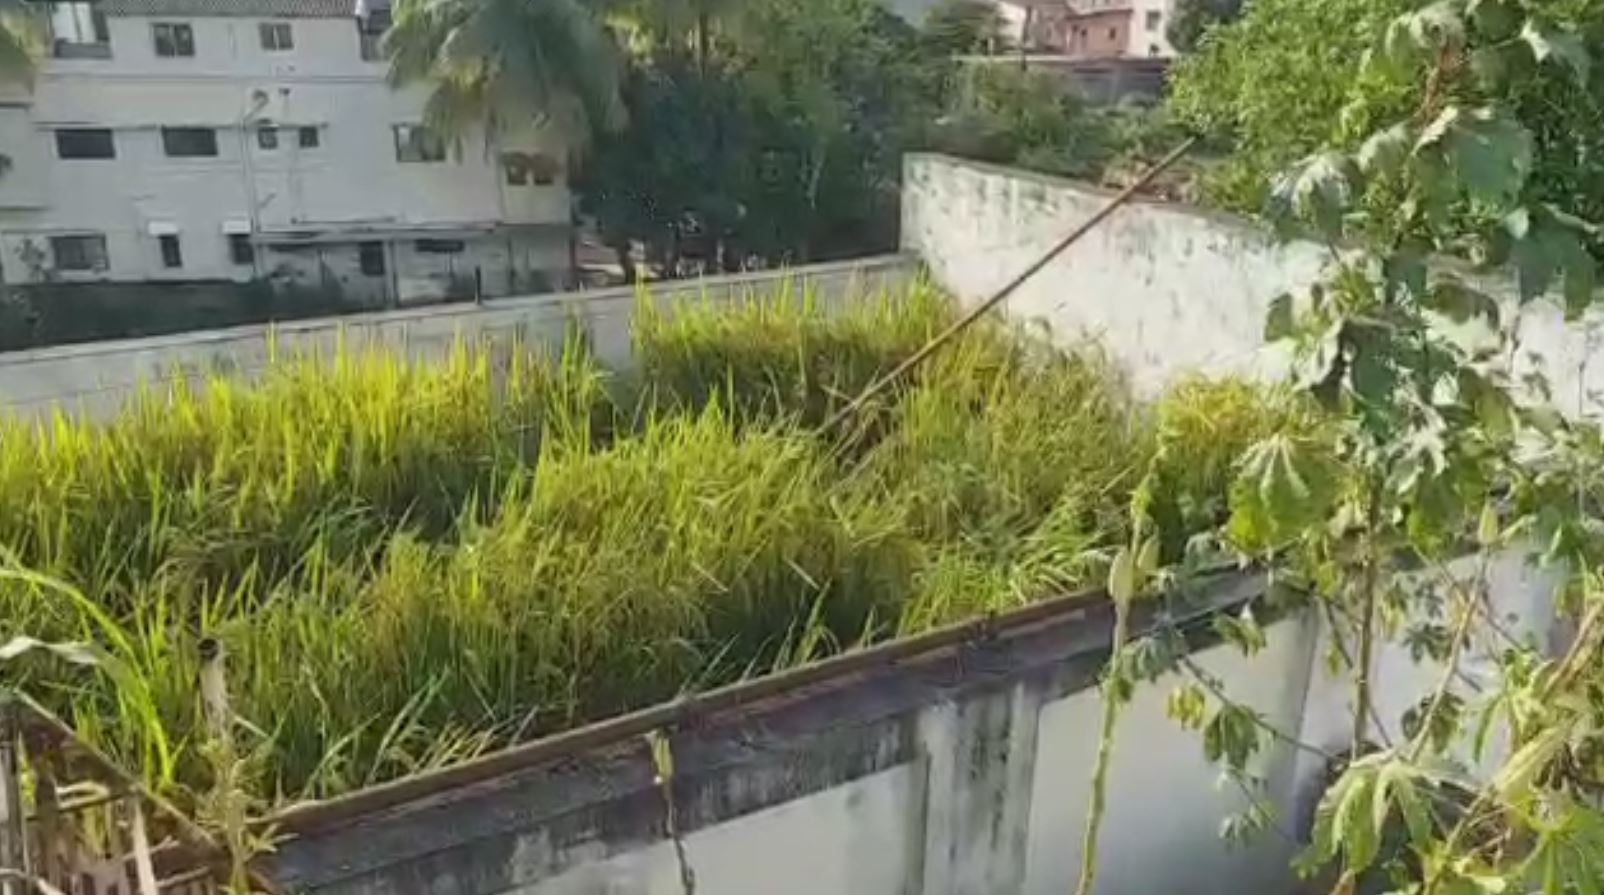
[1079,0,1604,892]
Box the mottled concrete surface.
[263,574,1322,895]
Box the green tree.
[573,54,745,279]
[0,1,41,187]
[1170,0,1604,263]
[385,0,624,145]
[920,0,1007,55]
[931,64,1117,178]
[0,0,41,83]
[1168,0,1416,210]
[1080,2,1604,892]
[729,0,937,260]
[1164,0,1243,53]
[575,0,941,273]
[607,0,740,70]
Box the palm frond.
[386,0,622,146]
[0,0,44,84]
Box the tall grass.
[0,279,1274,805]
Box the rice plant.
[0,278,1275,806]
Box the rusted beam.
[8,695,279,895]
[0,695,26,895]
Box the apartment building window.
[415,238,464,254]
[358,241,385,276]
[159,235,183,269]
[1146,11,1161,30]
[257,126,279,150]
[50,3,111,58]
[55,128,116,159]
[1107,27,1118,40]
[162,127,218,157]
[529,153,557,185]
[502,151,557,186]
[229,234,255,266]
[358,30,384,61]
[50,234,109,272]
[152,22,195,57]
[298,126,320,148]
[357,9,389,61]
[259,21,293,51]
[393,124,446,163]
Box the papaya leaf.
[1332,763,1382,873]
[1416,106,1532,209]
[1521,20,1589,84]
[1357,123,1412,178]
[1269,151,1356,240]
[1385,1,1466,65]
[1383,249,1428,302]
[1228,434,1341,552]
[1493,723,1570,802]
[1166,683,1207,731]
[1213,604,1267,656]
[1202,702,1263,773]
[1467,0,1518,40]
[1427,276,1499,326]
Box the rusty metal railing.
[0,692,253,895]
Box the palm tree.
[385,0,625,146]
[608,0,739,70]
[0,0,44,180]
[0,0,42,84]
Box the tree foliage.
[0,0,41,84]
[1085,1,1604,893]
[1171,0,1604,264]
[1164,0,1243,54]
[920,0,1008,55]
[1169,0,1417,211]
[929,64,1120,179]
[385,0,624,145]
[575,0,939,275]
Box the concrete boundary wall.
[900,152,1604,411]
[262,573,1319,895]
[900,152,1570,876]
[0,256,917,420]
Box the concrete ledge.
[260,572,1271,894]
[0,255,920,419]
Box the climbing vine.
[1080,0,1604,891]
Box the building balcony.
[52,41,113,60]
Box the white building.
[1062,0,1178,60]
[1122,0,1177,59]
[0,0,571,306]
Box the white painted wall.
[902,152,1321,397]
[0,256,917,419]
[1026,616,1318,895]
[902,153,1604,417]
[519,766,923,895]
[421,617,1320,895]
[902,150,1574,857]
[1,11,569,286]
[995,2,1031,46]
[1126,0,1175,57]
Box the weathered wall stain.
[261,575,1327,895]
[901,152,1604,416]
